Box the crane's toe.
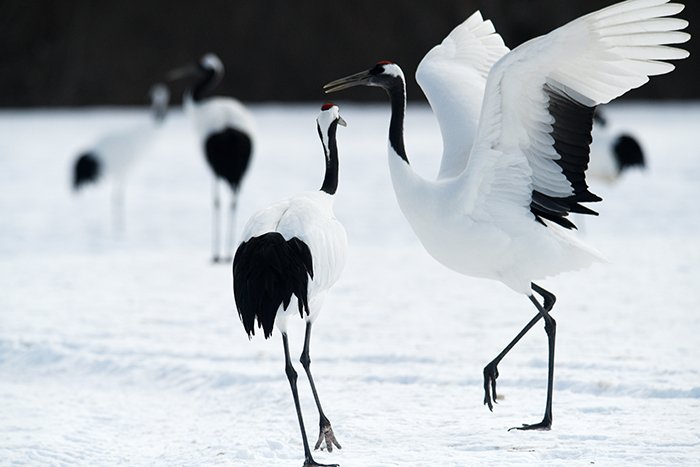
[314,421,342,453]
[304,460,339,467]
[483,361,499,411]
[508,416,552,432]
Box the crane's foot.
[483,361,499,411]
[314,421,342,452]
[211,255,233,264]
[508,415,552,432]
[304,457,339,467]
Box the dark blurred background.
[1,0,697,106]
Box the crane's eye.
[369,63,387,75]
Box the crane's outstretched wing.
[463,0,689,229]
[416,11,509,180]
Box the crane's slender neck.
[151,99,167,125]
[319,121,340,195]
[387,82,408,164]
[191,68,220,102]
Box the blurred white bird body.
[73,84,169,188]
[86,125,159,181]
[184,94,256,147]
[72,83,170,229]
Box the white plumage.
[184,83,256,146]
[232,104,346,466]
[72,83,169,229]
[168,53,256,263]
[238,191,347,329]
[325,0,689,430]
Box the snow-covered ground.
[1,103,699,465]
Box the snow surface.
[1,103,699,465]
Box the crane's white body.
[184,93,256,147]
[240,191,347,331]
[388,148,602,294]
[385,0,688,293]
[232,105,346,459]
[75,84,169,229]
[88,124,161,183]
[83,84,168,184]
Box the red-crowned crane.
[168,53,255,263]
[325,0,689,430]
[233,104,346,466]
[72,83,169,230]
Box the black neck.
[191,68,218,102]
[387,81,408,164]
[319,121,340,195]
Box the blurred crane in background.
[72,83,169,231]
[167,53,255,263]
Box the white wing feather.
[240,192,347,296]
[463,0,689,220]
[416,11,509,179]
[185,95,256,143]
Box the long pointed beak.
[323,69,373,93]
[165,65,198,81]
[337,116,347,127]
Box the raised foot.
[508,417,552,432]
[314,422,342,452]
[483,361,499,411]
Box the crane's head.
[317,103,347,156]
[199,53,224,76]
[148,83,170,123]
[166,52,224,82]
[323,61,405,93]
[317,103,347,131]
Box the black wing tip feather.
[73,152,100,190]
[614,134,645,173]
[531,84,601,230]
[204,127,253,190]
[232,232,313,340]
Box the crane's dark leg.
[112,181,126,233]
[282,333,338,467]
[483,283,556,411]
[211,178,221,263]
[509,288,556,431]
[222,188,239,263]
[300,322,342,453]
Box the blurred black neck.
[192,69,218,102]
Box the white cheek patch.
[383,63,405,80]
[201,53,224,74]
[316,106,340,156]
